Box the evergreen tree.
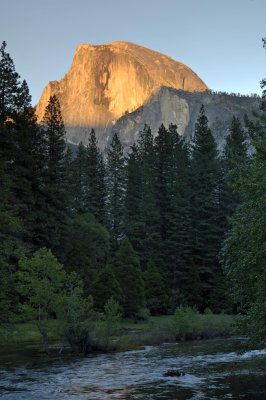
[0,123,20,240]
[222,130,266,343]
[143,259,169,315]
[12,98,48,246]
[0,41,21,122]
[0,238,25,322]
[91,266,123,311]
[136,125,159,266]
[223,116,249,218]
[153,123,175,272]
[222,43,266,345]
[151,123,196,308]
[111,238,145,317]
[69,142,87,214]
[190,105,224,310]
[84,129,106,223]
[124,143,143,253]
[64,213,110,295]
[166,129,194,308]
[40,95,69,254]
[106,133,125,245]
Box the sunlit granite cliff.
[36,41,208,149]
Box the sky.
[1,0,266,105]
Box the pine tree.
[69,142,87,214]
[124,143,143,253]
[91,266,123,311]
[106,133,125,245]
[153,124,184,282]
[223,116,249,218]
[12,90,48,246]
[136,125,159,266]
[153,123,174,271]
[0,42,34,214]
[64,213,110,295]
[111,238,145,317]
[190,105,223,311]
[40,95,69,254]
[0,41,21,122]
[166,129,194,308]
[143,259,169,315]
[84,129,106,223]
[222,111,266,344]
[222,41,266,344]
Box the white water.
[0,339,266,399]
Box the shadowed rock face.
[36,41,207,149]
[112,88,260,153]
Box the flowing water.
[0,338,266,399]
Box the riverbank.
[122,313,236,346]
[0,312,236,351]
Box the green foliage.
[0,41,25,121]
[222,116,249,222]
[143,259,169,315]
[69,142,87,213]
[16,248,66,352]
[64,213,110,294]
[111,238,145,317]
[236,274,266,349]
[222,44,266,346]
[124,143,143,252]
[0,240,25,322]
[106,133,125,244]
[84,129,106,223]
[136,125,159,265]
[190,105,225,310]
[91,266,123,311]
[93,297,122,350]
[172,306,234,341]
[40,95,69,254]
[55,272,93,352]
[1,41,261,341]
[173,306,201,340]
[222,139,266,309]
[17,248,65,315]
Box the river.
[0,338,266,399]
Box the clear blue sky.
[1,0,266,104]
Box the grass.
[121,311,236,346]
[0,319,62,345]
[0,311,236,349]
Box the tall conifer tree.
[40,95,69,254]
[111,237,145,317]
[106,133,125,245]
[190,105,223,310]
[84,129,106,223]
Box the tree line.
[0,40,265,348]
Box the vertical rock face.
[36,41,208,149]
[112,88,260,153]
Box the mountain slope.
[36,41,207,148]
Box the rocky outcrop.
[36,41,260,152]
[112,88,260,152]
[36,41,207,149]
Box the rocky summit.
[36,41,260,152]
[36,41,207,149]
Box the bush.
[172,307,234,340]
[92,297,122,351]
[172,306,202,340]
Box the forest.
[0,40,265,352]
